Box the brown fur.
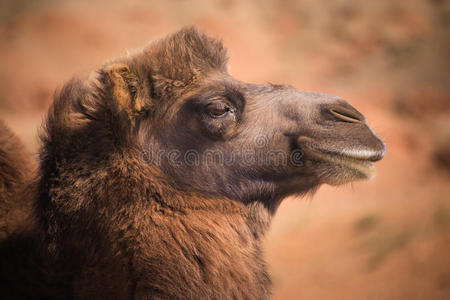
[0,120,34,240]
[0,27,384,299]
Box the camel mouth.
[296,136,380,179]
[311,149,376,179]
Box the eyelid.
[190,93,238,116]
[206,102,231,117]
[208,98,235,110]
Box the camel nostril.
[329,106,365,123]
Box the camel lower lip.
[295,137,376,178]
[309,149,376,178]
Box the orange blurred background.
[1,0,449,299]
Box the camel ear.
[102,64,139,114]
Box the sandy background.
[1,0,449,299]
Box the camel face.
[130,29,385,211]
[141,73,385,209]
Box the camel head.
[47,27,385,212]
[129,28,385,211]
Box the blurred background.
[0,0,449,299]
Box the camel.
[0,27,385,299]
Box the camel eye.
[206,102,232,118]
